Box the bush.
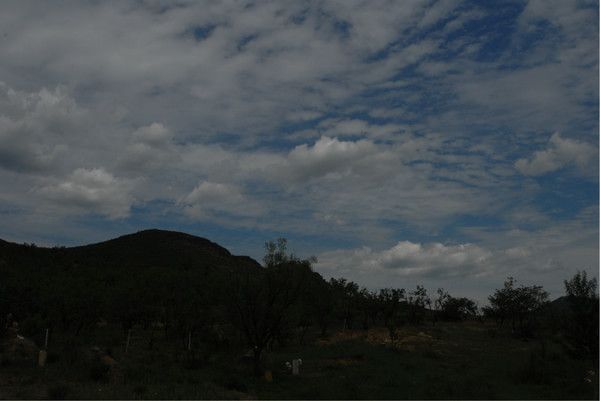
[19,314,48,343]
[89,361,109,381]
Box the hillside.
[0,229,265,340]
[0,229,262,273]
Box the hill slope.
[0,229,265,333]
[0,229,262,273]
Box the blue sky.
[0,0,597,301]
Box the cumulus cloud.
[285,136,378,181]
[515,133,597,176]
[0,83,83,173]
[181,181,264,219]
[119,122,178,172]
[38,168,134,218]
[132,122,173,146]
[314,212,598,300]
[317,240,492,279]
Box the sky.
[0,0,597,302]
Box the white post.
[125,329,132,353]
[292,359,300,375]
[39,328,49,367]
[187,331,192,351]
[38,350,47,367]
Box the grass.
[1,321,597,399]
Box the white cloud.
[0,83,83,173]
[314,210,599,300]
[285,136,378,181]
[317,240,492,280]
[132,122,172,146]
[38,168,134,218]
[119,122,178,173]
[0,1,455,141]
[515,133,597,176]
[181,181,264,219]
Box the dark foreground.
[1,321,597,400]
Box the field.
[1,321,598,400]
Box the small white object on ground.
[292,358,302,375]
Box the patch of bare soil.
[318,328,441,352]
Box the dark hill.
[548,295,572,313]
[68,229,261,271]
[0,229,262,276]
[0,230,265,336]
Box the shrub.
[89,361,109,381]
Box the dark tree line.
[562,271,598,362]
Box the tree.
[228,238,313,376]
[407,285,429,325]
[485,277,548,337]
[432,288,450,325]
[442,297,477,321]
[378,288,405,342]
[434,288,477,322]
[562,270,599,361]
[329,278,360,330]
[297,272,333,339]
[565,270,597,299]
[357,288,379,330]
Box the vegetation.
[562,271,599,363]
[0,230,598,399]
[483,277,549,338]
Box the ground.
[0,321,598,399]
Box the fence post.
[38,328,49,367]
[125,329,132,354]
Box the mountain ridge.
[0,228,262,272]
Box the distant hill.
[0,229,262,273]
[0,229,267,331]
[548,295,572,312]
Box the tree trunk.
[299,325,309,345]
[252,347,263,377]
[318,320,328,337]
